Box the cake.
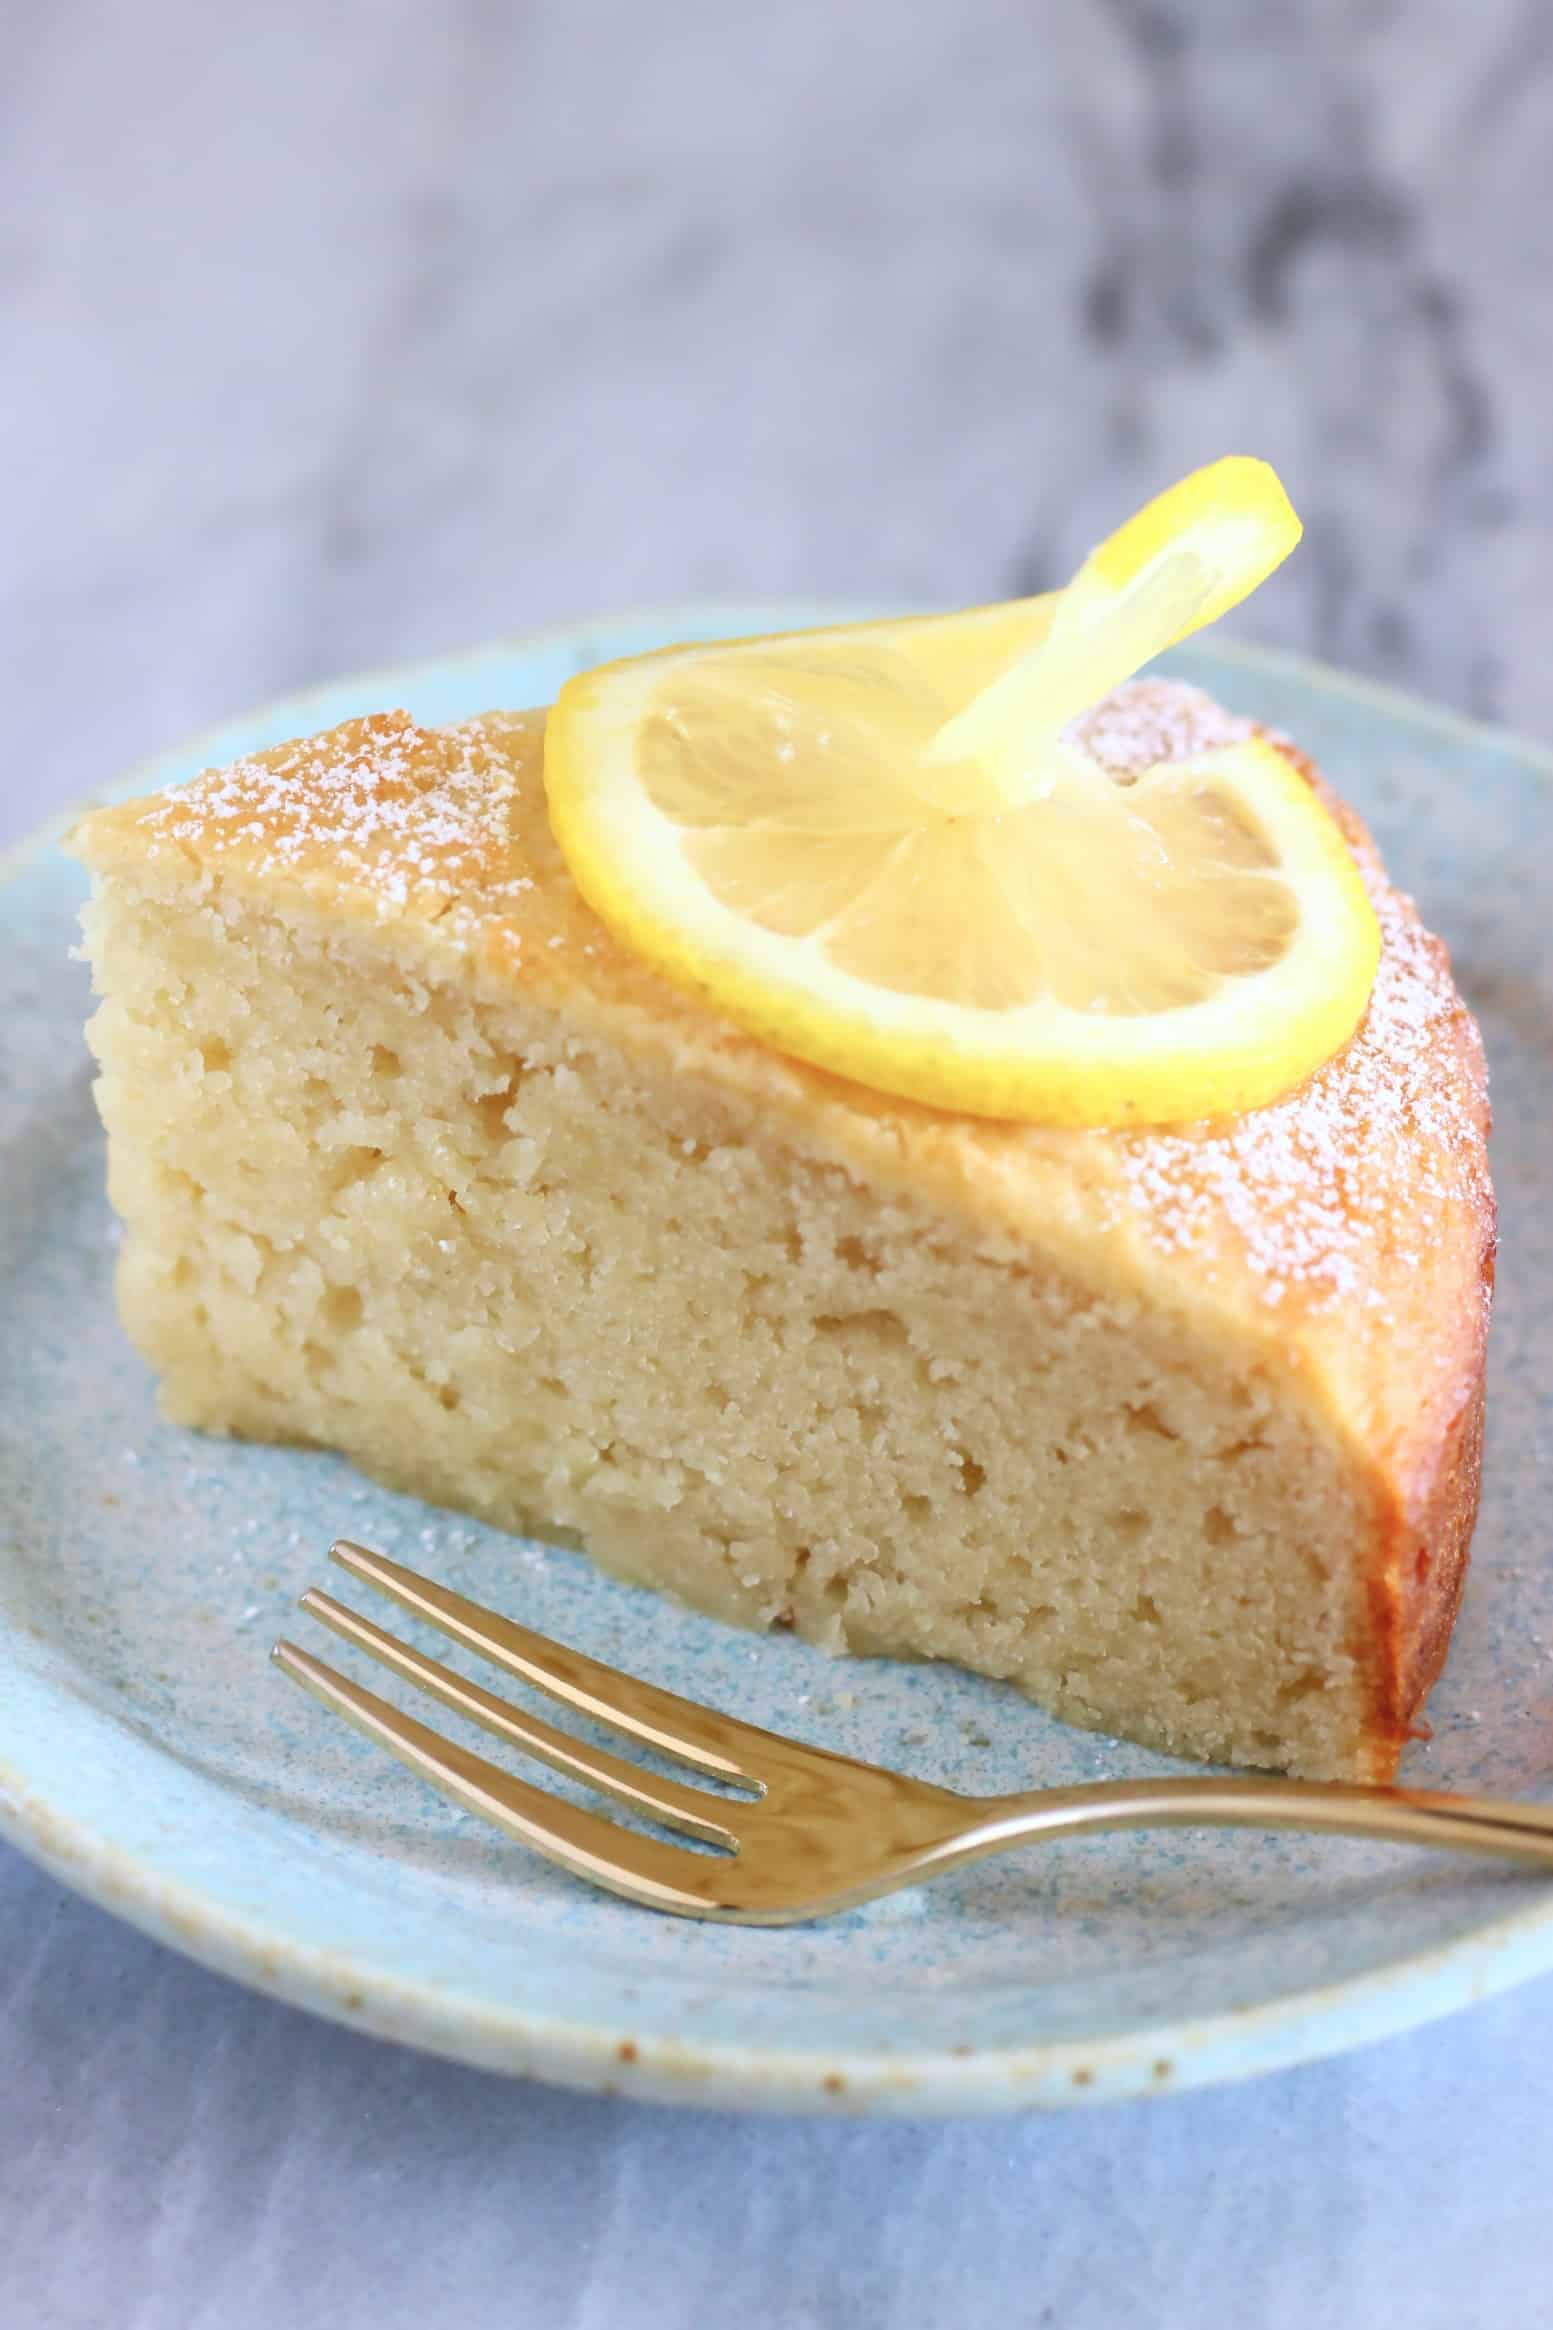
[68,679,1494,1781]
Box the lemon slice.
[544,459,1381,1127]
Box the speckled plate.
[2,603,1551,2115]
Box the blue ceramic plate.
[2,604,1550,2115]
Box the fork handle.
[949,1777,1553,1871]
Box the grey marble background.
[5,0,1553,856]
[4,4,1552,2326]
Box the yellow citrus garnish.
[544,458,1381,1126]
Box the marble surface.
[3,2,1551,2324]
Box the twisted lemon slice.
[544,459,1380,1125]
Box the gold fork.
[273,1541,1553,1925]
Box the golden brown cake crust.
[72,682,1495,1774]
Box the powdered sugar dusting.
[1068,678,1255,776]
[132,709,536,917]
[1116,877,1489,1311]
[1054,681,1489,1314]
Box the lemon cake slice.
[70,679,1491,1781]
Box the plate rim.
[4,599,1551,2116]
[4,1725,1552,2116]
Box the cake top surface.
[73,680,1493,1458]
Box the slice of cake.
[68,682,1493,1780]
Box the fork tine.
[331,1540,798,1782]
[299,1589,736,1848]
[271,1641,740,1917]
